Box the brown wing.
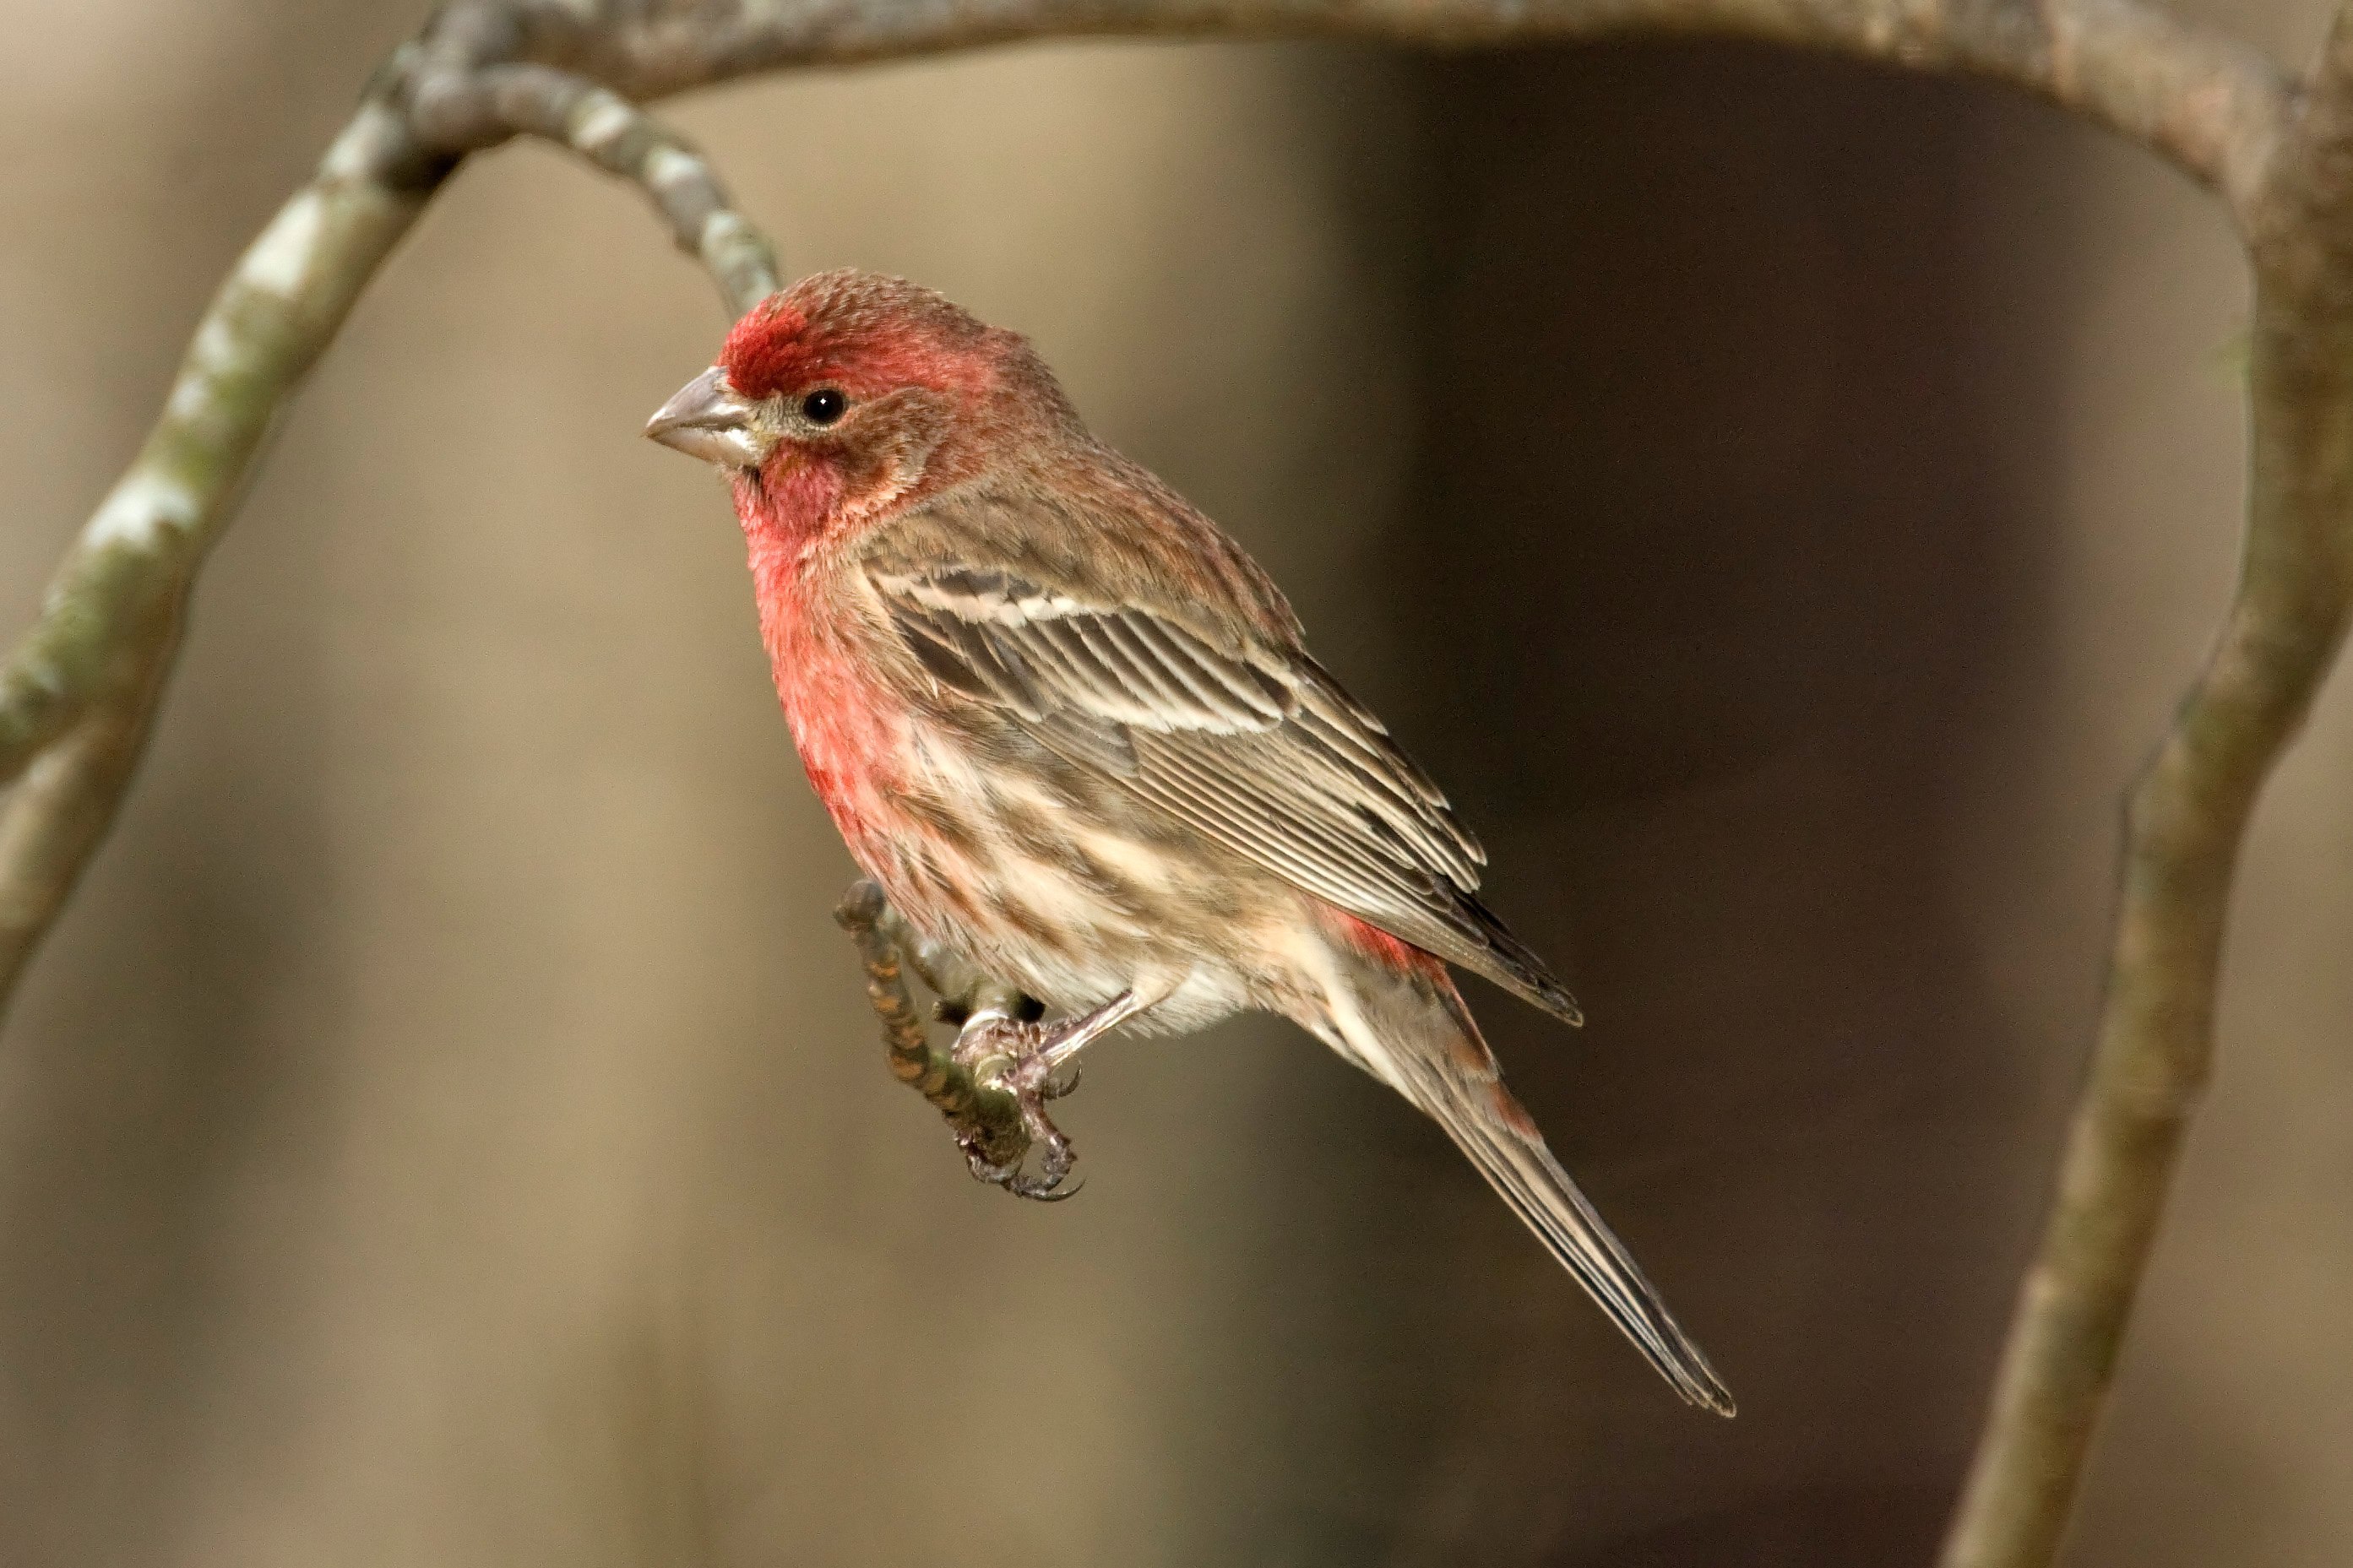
[867,560,1584,1027]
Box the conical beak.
[644,366,773,469]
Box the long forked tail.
[1316,921,1735,1416]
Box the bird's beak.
[644,366,774,469]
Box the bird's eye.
[801,388,847,426]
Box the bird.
[646,269,1732,1415]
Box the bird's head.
[645,269,1058,536]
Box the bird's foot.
[950,990,1142,1202]
[952,1008,1084,1200]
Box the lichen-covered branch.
[0,97,439,1022]
[0,30,778,1012]
[0,659,173,1006]
[834,880,1041,1182]
[0,100,436,790]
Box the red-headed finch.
[647,269,1731,1414]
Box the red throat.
[743,516,906,868]
[733,464,844,557]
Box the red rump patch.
[1317,903,1446,980]
[720,300,816,401]
[1313,899,1498,1077]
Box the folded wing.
[870,560,1583,1027]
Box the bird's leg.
[952,990,1145,1200]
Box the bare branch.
[1937,20,2353,1567]
[0,99,441,999]
[0,35,780,1007]
[0,99,437,789]
[404,59,779,312]
[552,0,2292,224]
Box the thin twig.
[0,95,439,1007]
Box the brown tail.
[1317,939,1734,1416]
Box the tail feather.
[1318,927,1734,1416]
[1411,1052,1735,1415]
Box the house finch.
[647,269,1731,1415]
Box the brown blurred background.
[1,3,2349,1564]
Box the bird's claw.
[953,1012,1083,1201]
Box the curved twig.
[0,97,439,1022]
[401,59,779,312]
[1938,18,2353,1565]
[0,35,779,1019]
[541,0,2292,221]
[0,98,437,789]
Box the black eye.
[801,388,846,426]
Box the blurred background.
[1,2,2349,1563]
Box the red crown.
[720,300,817,400]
